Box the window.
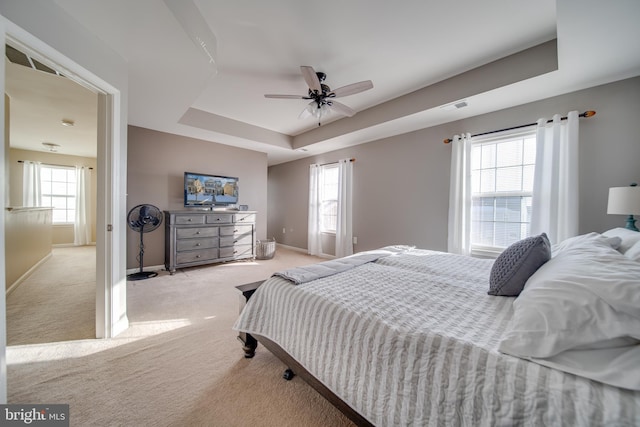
[470,131,536,252]
[40,165,77,224]
[319,164,339,233]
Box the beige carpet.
[6,246,354,426]
[7,246,96,345]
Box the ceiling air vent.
[439,100,468,111]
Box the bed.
[234,231,640,426]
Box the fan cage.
[127,204,163,280]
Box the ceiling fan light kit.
[265,65,373,126]
[303,101,331,122]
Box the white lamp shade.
[607,186,640,215]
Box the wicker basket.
[256,238,276,260]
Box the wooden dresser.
[164,210,256,274]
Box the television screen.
[184,172,239,207]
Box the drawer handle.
[188,218,192,222]
[196,243,201,246]
[196,231,200,235]
[196,255,201,259]
[234,240,238,243]
[216,218,221,221]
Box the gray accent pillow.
[488,233,551,296]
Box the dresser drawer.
[234,213,256,223]
[176,227,218,239]
[176,238,217,252]
[219,245,253,259]
[219,224,253,237]
[206,214,233,224]
[220,233,254,248]
[176,248,218,264]
[175,214,205,225]
[164,210,257,274]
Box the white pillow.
[624,240,640,262]
[602,227,640,254]
[550,231,621,255]
[498,234,640,359]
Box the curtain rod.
[18,160,93,170]
[319,158,356,167]
[443,110,596,144]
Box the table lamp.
[607,183,640,231]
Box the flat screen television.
[184,171,239,207]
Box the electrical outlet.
[282,228,286,234]
[353,236,358,244]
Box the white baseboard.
[276,243,334,259]
[53,242,97,248]
[275,243,307,253]
[126,247,330,275]
[6,252,53,296]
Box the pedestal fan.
[127,204,163,280]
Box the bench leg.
[238,332,258,358]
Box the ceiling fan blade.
[328,101,356,117]
[330,80,373,98]
[264,94,306,99]
[301,66,322,93]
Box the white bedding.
[498,232,640,390]
[234,247,640,426]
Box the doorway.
[0,22,126,341]
[0,9,130,404]
[4,42,98,343]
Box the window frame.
[469,128,537,256]
[40,164,77,225]
[319,163,339,234]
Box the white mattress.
[234,248,640,426]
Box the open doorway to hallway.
[4,43,98,343]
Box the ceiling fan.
[265,66,373,126]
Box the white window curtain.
[74,166,92,246]
[447,133,472,255]
[530,111,579,244]
[307,164,322,256]
[22,160,42,207]
[335,158,353,258]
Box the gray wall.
[268,76,640,253]
[126,126,268,269]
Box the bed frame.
[236,280,373,426]
[240,332,374,427]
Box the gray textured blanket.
[272,246,411,285]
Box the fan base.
[127,271,158,281]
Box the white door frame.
[0,15,126,401]
[0,20,8,405]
